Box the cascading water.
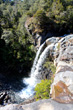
[31,44,54,78]
[18,43,54,99]
[30,42,45,75]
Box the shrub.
[34,79,51,101]
[27,11,33,17]
[52,0,64,19]
[43,60,56,74]
[33,10,48,27]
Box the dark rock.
[0,91,8,105]
[0,90,24,105]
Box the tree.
[0,10,3,38]
[52,0,64,15]
[0,0,3,4]
[0,25,3,38]
[34,10,48,29]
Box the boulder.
[52,81,73,103]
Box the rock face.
[52,81,73,103]
[0,99,73,110]
[0,34,73,109]
[50,34,73,103]
[0,91,23,105]
[0,92,9,105]
[25,18,55,48]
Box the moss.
[57,42,60,50]
[43,59,56,74]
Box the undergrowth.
[34,58,56,101]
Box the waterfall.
[31,43,54,78]
[18,43,54,99]
[30,42,45,75]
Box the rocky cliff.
[51,35,73,103]
[0,34,73,110]
[25,18,55,49]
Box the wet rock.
[45,37,59,46]
[36,66,53,80]
[0,92,7,105]
[0,91,13,105]
[7,91,24,104]
[0,91,24,105]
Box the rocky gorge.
[0,34,73,110]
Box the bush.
[34,79,51,101]
[34,10,48,26]
[27,11,33,17]
[52,0,64,19]
[43,60,56,74]
[0,25,3,38]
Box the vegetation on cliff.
[25,0,73,35]
[0,0,73,76]
[35,79,51,101]
[34,58,56,100]
[0,0,73,104]
[0,0,36,76]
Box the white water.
[30,42,45,75]
[18,43,54,99]
[31,44,54,78]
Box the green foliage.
[49,62,56,74]
[26,11,33,17]
[0,25,3,38]
[34,79,51,100]
[0,0,37,74]
[52,0,64,19]
[0,0,3,4]
[33,10,48,29]
[43,60,56,74]
[0,0,73,74]
[0,0,73,34]
[0,30,35,73]
[34,10,45,18]
[57,42,60,50]
[34,59,56,101]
